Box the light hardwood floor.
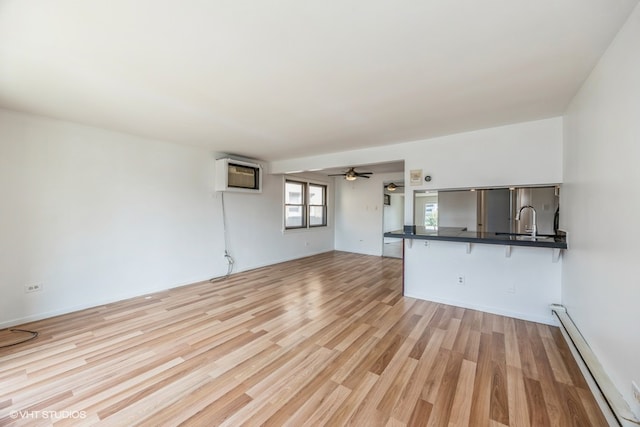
[0,251,606,426]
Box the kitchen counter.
[384,226,567,249]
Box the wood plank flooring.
[0,251,607,426]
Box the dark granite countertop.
[384,226,567,249]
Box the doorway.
[382,181,404,258]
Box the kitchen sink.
[514,235,555,241]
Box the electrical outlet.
[24,283,43,293]
[456,274,465,285]
[633,381,640,404]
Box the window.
[285,180,327,229]
[308,184,327,227]
[424,202,438,230]
[285,181,306,228]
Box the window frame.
[284,178,329,231]
[307,183,327,228]
[284,180,307,230]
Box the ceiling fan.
[385,182,404,191]
[328,167,373,181]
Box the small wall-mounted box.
[215,158,263,193]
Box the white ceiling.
[0,1,637,161]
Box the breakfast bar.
[386,226,566,324]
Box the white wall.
[0,110,333,327]
[562,3,640,416]
[219,170,334,272]
[334,172,402,256]
[402,118,563,224]
[271,117,563,225]
[207,174,335,273]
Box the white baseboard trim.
[403,292,557,325]
[0,274,215,330]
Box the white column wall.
[562,4,640,416]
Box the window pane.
[309,206,325,226]
[285,205,304,228]
[308,184,325,205]
[424,203,438,230]
[285,182,304,204]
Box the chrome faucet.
[516,205,537,238]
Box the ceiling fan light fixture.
[387,183,397,191]
[328,167,372,180]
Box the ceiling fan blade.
[328,168,373,178]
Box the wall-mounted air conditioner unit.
[215,158,263,193]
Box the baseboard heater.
[550,304,640,426]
